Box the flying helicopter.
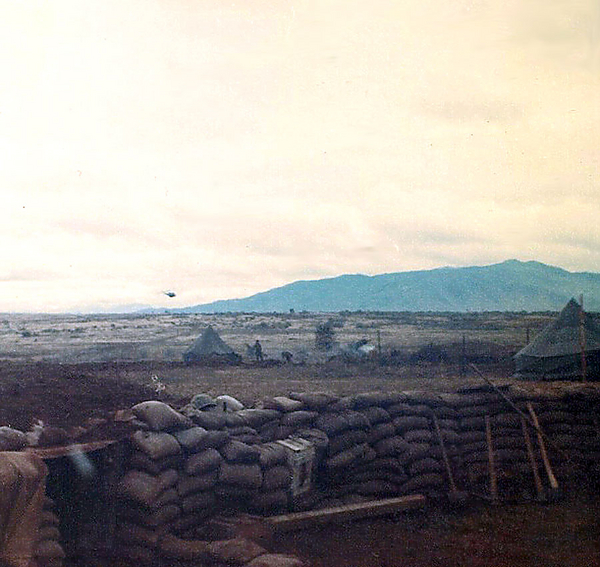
[162,290,176,298]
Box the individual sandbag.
[359,406,391,425]
[436,418,459,431]
[374,436,409,457]
[173,427,209,452]
[341,410,371,430]
[37,525,61,542]
[237,409,282,429]
[34,539,66,562]
[403,429,433,444]
[457,404,493,418]
[117,470,164,508]
[129,451,183,475]
[405,443,434,463]
[114,521,160,548]
[158,533,211,561]
[393,416,430,432]
[221,440,260,464]
[352,480,399,496]
[131,401,192,431]
[131,430,182,460]
[263,396,305,412]
[246,553,307,567]
[326,429,368,456]
[289,391,339,410]
[117,502,181,528]
[431,406,458,419]
[367,422,396,444]
[315,413,350,436]
[408,457,443,476]
[208,537,267,565]
[459,430,486,444]
[177,470,219,496]
[351,391,406,409]
[491,413,521,428]
[185,448,223,476]
[262,465,291,491]
[248,489,289,515]
[257,442,288,468]
[227,425,261,443]
[0,426,27,451]
[219,462,263,489]
[437,429,460,445]
[352,470,408,485]
[188,410,228,430]
[280,411,318,427]
[399,472,444,493]
[325,443,374,470]
[460,416,487,430]
[387,403,431,418]
[181,490,217,514]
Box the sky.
[1,0,599,313]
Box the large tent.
[183,326,239,364]
[514,298,600,380]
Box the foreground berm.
[1,383,600,566]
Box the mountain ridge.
[158,259,600,314]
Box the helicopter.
[162,290,176,298]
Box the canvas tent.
[514,298,600,380]
[183,326,239,364]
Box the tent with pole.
[183,326,240,364]
[514,298,600,380]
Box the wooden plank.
[521,415,544,500]
[527,403,559,490]
[266,494,426,533]
[485,414,498,502]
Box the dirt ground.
[274,490,600,567]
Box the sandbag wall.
[114,388,600,565]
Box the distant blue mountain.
[166,260,600,313]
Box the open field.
[0,310,557,432]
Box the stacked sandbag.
[217,439,263,512]
[563,395,600,473]
[248,442,292,515]
[0,426,28,451]
[450,391,531,489]
[236,409,283,444]
[385,394,446,496]
[115,401,193,565]
[174,426,227,538]
[34,496,65,567]
[317,409,376,488]
[335,393,406,497]
[261,397,319,442]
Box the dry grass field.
[0,310,553,431]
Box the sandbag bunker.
[2,385,600,566]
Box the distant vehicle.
[163,291,176,298]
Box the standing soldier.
[254,339,264,362]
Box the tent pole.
[579,294,587,383]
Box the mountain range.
[163,260,600,314]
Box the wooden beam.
[265,494,426,533]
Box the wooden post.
[527,403,559,491]
[521,415,544,501]
[460,334,466,377]
[485,415,498,502]
[579,294,587,382]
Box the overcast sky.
[1,0,599,312]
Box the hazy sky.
[2,0,599,312]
